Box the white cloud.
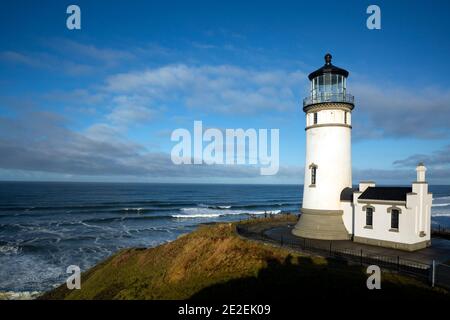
[104,64,306,114]
[102,93,163,130]
[352,82,450,139]
[0,50,95,76]
[393,144,450,169]
[54,39,135,66]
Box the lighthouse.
[293,53,354,240]
[292,54,432,250]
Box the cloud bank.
[1,40,450,183]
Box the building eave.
[357,199,406,206]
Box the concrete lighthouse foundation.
[292,209,350,240]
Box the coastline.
[3,213,450,300]
[38,215,449,300]
[0,291,42,300]
[1,183,449,296]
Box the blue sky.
[0,0,449,184]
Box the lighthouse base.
[292,208,351,240]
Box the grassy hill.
[41,216,449,300]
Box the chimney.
[359,181,375,192]
[416,162,426,182]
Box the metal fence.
[434,225,449,233]
[236,224,444,286]
[432,225,450,240]
[433,263,450,289]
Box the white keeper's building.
[292,54,432,251]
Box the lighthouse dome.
[308,53,349,80]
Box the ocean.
[0,182,449,296]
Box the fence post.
[360,249,363,266]
[431,260,436,287]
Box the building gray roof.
[358,187,412,202]
[340,187,357,201]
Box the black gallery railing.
[303,93,355,107]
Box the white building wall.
[354,202,417,243]
[353,194,432,245]
[305,109,351,127]
[340,200,353,235]
[408,183,432,242]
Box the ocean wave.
[0,200,297,217]
[122,207,144,212]
[198,204,232,209]
[172,213,222,218]
[0,201,199,213]
[0,244,21,255]
[227,203,297,210]
[109,200,201,207]
[0,204,118,212]
[82,214,171,224]
[0,291,41,300]
[175,207,281,219]
[114,207,176,214]
[433,196,450,201]
[432,212,450,217]
[196,202,299,210]
[0,240,66,254]
[432,203,450,207]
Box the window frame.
[391,209,399,230]
[366,207,373,227]
[362,205,375,229]
[309,163,318,187]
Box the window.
[311,78,318,99]
[324,73,331,91]
[313,112,318,124]
[337,75,343,93]
[344,111,347,124]
[331,74,338,93]
[318,76,324,93]
[366,207,373,227]
[311,166,317,185]
[391,209,399,229]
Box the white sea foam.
[0,291,41,300]
[432,212,450,217]
[198,204,232,209]
[124,207,143,212]
[0,244,20,255]
[174,207,281,218]
[172,213,222,218]
[432,203,450,207]
[431,194,450,217]
[433,196,450,201]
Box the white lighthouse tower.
[293,53,354,240]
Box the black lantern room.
[304,53,354,108]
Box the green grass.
[41,216,449,300]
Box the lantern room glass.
[311,74,346,101]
